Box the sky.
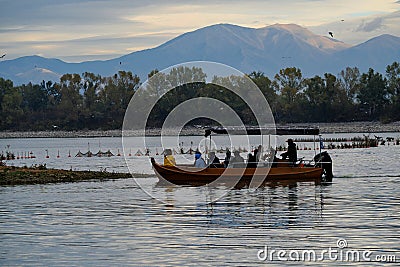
[1,0,400,62]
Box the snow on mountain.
[14,67,61,85]
[258,24,350,52]
[0,24,399,85]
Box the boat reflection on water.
[155,173,331,189]
[155,179,331,228]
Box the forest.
[0,62,399,131]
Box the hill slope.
[0,23,399,84]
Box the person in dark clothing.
[224,149,231,168]
[253,148,258,162]
[208,151,221,168]
[281,138,297,164]
[247,153,256,168]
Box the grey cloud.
[0,0,330,27]
[0,0,164,28]
[2,0,399,61]
[355,17,384,32]
[0,27,42,33]
[36,33,176,46]
[386,10,400,18]
[1,32,177,61]
[355,10,400,34]
[2,6,116,27]
[0,0,353,30]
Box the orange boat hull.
[151,158,323,187]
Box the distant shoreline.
[0,121,399,139]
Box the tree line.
[0,62,399,131]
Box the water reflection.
[1,134,399,265]
[166,182,328,229]
[1,177,399,266]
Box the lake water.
[1,134,399,266]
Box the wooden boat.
[151,157,324,187]
[151,126,333,187]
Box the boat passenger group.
[163,139,298,168]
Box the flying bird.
[0,54,6,58]
[328,32,334,38]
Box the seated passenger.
[194,151,206,168]
[163,149,176,166]
[247,153,256,168]
[270,149,279,167]
[281,138,297,165]
[208,151,221,168]
[229,150,245,168]
[224,149,231,168]
[256,145,262,162]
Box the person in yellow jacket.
[163,149,176,166]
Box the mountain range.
[1,23,400,85]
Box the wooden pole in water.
[319,134,322,155]
[313,135,316,157]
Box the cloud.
[0,32,180,62]
[309,8,400,45]
[1,0,400,61]
[356,17,384,32]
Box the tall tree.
[99,71,140,128]
[1,86,23,128]
[338,67,361,101]
[273,67,304,122]
[56,73,84,129]
[385,62,400,121]
[324,73,352,121]
[20,82,48,112]
[304,75,325,121]
[17,82,49,129]
[248,71,277,110]
[357,68,388,120]
[0,77,13,114]
[81,72,104,128]
[82,72,102,110]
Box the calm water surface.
[1,134,399,266]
